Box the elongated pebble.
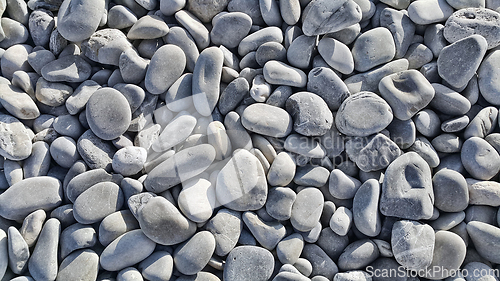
[263,60,307,88]
[146,45,186,95]
[28,218,60,281]
[192,47,223,117]
[241,103,293,138]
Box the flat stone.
[352,27,396,72]
[380,152,434,220]
[263,60,307,88]
[256,42,287,67]
[178,177,216,223]
[0,176,62,220]
[353,179,382,237]
[336,91,393,137]
[408,0,454,25]
[73,182,124,224]
[28,218,60,281]
[224,246,274,281]
[138,251,174,281]
[478,49,500,105]
[302,0,362,36]
[205,208,242,256]
[286,91,334,136]
[57,0,105,42]
[41,55,92,83]
[437,35,488,89]
[241,103,293,138]
[430,83,471,116]
[216,149,267,211]
[391,220,435,270]
[86,87,131,141]
[211,12,252,49]
[100,229,156,271]
[59,223,97,259]
[127,15,169,40]
[338,239,379,271]
[0,113,33,160]
[81,28,134,66]
[145,45,185,95]
[461,137,500,180]
[294,165,330,187]
[441,115,470,133]
[378,69,435,120]
[144,144,215,193]
[98,210,139,247]
[466,178,500,206]
[444,8,500,49]
[173,231,215,275]
[291,187,324,232]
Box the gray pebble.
[353,179,381,237]
[380,7,415,59]
[263,60,307,88]
[241,103,293,138]
[259,0,282,26]
[302,0,362,36]
[41,55,91,83]
[50,204,75,228]
[379,69,435,120]
[19,209,46,248]
[391,220,435,270]
[173,231,215,275]
[187,0,228,23]
[0,176,62,220]
[404,42,433,69]
[338,239,379,271]
[28,9,55,47]
[444,8,500,49]
[118,49,148,84]
[336,91,393,137]
[291,187,324,232]
[466,178,500,206]
[287,35,316,69]
[441,115,470,133]
[175,10,210,50]
[23,141,50,178]
[59,223,97,259]
[329,206,353,236]
[407,0,453,25]
[107,5,137,29]
[318,37,354,74]
[414,109,441,138]
[352,27,395,72]
[227,0,265,25]
[430,83,471,116]
[316,227,350,261]
[36,77,73,107]
[66,168,121,203]
[307,67,350,111]
[286,91,333,136]
[478,49,500,105]
[112,146,147,176]
[7,226,29,274]
[192,47,223,116]
[81,28,133,66]
[4,159,23,187]
[380,152,434,220]
[280,0,301,25]
[100,229,156,271]
[224,246,274,281]
[56,250,98,281]
[461,137,500,180]
[347,133,402,172]
[408,136,440,168]
[7,0,29,25]
[433,169,469,213]
[0,84,40,120]
[238,26,283,57]
[73,182,124,224]
[464,106,498,139]
[0,114,31,161]
[65,80,101,115]
[218,77,249,115]
[386,118,416,149]
[138,251,174,281]
[27,49,56,75]
[422,231,466,279]
[424,24,448,58]
[329,169,362,200]
[206,208,242,256]
[294,165,329,187]
[256,42,287,67]
[276,233,304,265]
[28,218,60,281]
[302,244,338,279]
[127,15,169,40]
[430,211,465,231]
[98,210,139,247]
[57,0,105,42]
[243,211,286,250]
[50,136,80,168]
[53,114,84,139]
[438,35,488,89]
[1,44,32,81]
[0,18,29,48]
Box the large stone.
[391,220,435,270]
[302,0,362,36]
[224,246,274,281]
[444,8,500,49]
[57,0,105,42]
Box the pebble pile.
[0,0,500,280]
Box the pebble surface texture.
[0,0,500,280]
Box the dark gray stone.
[338,239,380,271]
[307,67,350,111]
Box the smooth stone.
[174,10,210,49]
[65,80,101,115]
[224,111,253,151]
[86,88,131,141]
[329,169,362,200]
[352,27,395,72]
[302,0,362,36]
[294,165,329,187]
[461,137,500,180]
[119,48,148,84]
[317,37,354,74]
[238,26,283,56]
[414,109,441,138]
[218,77,249,115]
[11,70,36,99]
[224,246,274,281]
[334,271,371,281]
[100,229,156,271]
[6,0,28,25]
[39,55,91,84]
[116,267,143,281]
[0,18,29,48]
[4,159,24,186]
[336,91,393,137]
[259,0,282,26]
[263,60,307,88]
[391,220,435,270]
[216,149,267,211]
[424,24,447,58]
[162,74,193,113]
[380,7,415,59]
[19,209,46,248]
[241,103,293,138]
[192,47,223,117]
[478,49,500,105]
[243,211,286,250]
[113,84,145,113]
[28,218,60,280]
[50,136,80,168]
[267,153,296,187]
[338,239,379,271]
[465,107,498,139]
[187,0,228,22]
[407,0,454,25]
[28,49,55,75]
[138,251,174,281]
[145,44,185,95]
[1,44,31,81]
[353,179,381,237]
[404,42,433,69]
[307,67,350,111]
[144,144,215,193]
[249,74,271,102]
[152,114,197,152]
[256,42,287,67]
[50,204,75,229]
[73,182,124,224]
[35,77,73,107]
[0,177,62,220]
[53,115,84,139]
[127,15,169,40]
[302,244,338,279]
[81,28,134,66]
[316,227,349,261]
[28,9,54,46]
[66,169,121,203]
[57,0,105,42]
[433,169,469,212]
[378,69,435,120]
[466,178,500,206]
[462,262,498,281]
[430,83,471,116]
[178,178,216,223]
[0,114,32,160]
[0,84,39,120]
[205,209,242,256]
[276,233,304,265]
[99,210,139,247]
[286,91,334,136]
[173,231,215,275]
[444,8,500,49]
[380,152,434,220]
[430,211,466,231]
[421,231,466,279]
[59,223,97,259]
[112,146,147,176]
[438,35,488,89]
[211,12,252,49]
[284,134,326,158]
[441,115,470,133]
[329,206,353,236]
[287,34,316,69]
[133,195,197,245]
[467,221,500,264]
[345,58,409,93]
[291,187,324,232]
[7,226,29,274]
[107,5,137,29]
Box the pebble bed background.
[0,0,500,280]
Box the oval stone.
[211,12,252,48]
[192,47,223,117]
[241,103,293,138]
[291,187,324,232]
[302,0,362,36]
[173,231,216,275]
[145,44,186,95]
[461,137,500,180]
[86,87,132,141]
[478,49,500,105]
[56,249,99,281]
[263,60,307,88]
[57,0,105,42]
[336,92,393,137]
[73,182,124,224]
